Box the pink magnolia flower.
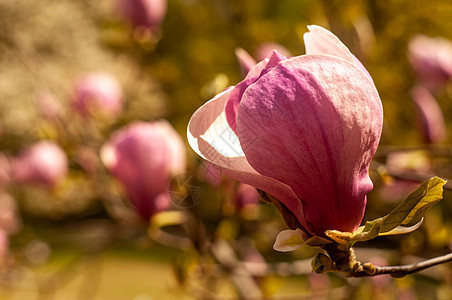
[101,121,186,220]
[188,25,383,237]
[116,0,167,31]
[72,72,123,119]
[410,86,447,143]
[408,34,452,91]
[11,141,68,187]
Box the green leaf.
[277,177,445,249]
[378,218,424,236]
[326,218,383,244]
[380,177,446,233]
[324,177,445,244]
[348,218,383,242]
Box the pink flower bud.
[410,86,447,143]
[235,183,259,210]
[72,72,123,119]
[101,121,186,220]
[116,0,167,31]
[408,34,452,91]
[198,160,223,187]
[188,25,383,237]
[11,141,68,187]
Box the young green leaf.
[379,176,446,233]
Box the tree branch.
[370,252,452,278]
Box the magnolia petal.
[188,87,245,161]
[273,228,308,252]
[226,51,287,133]
[304,25,373,81]
[237,55,383,236]
[187,83,312,235]
[245,58,269,80]
[304,25,355,65]
[235,48,257,78]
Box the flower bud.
[72,72,123,119]
[116,0,167,31]
[11,141,68,187]
[234,183,259,211]
[101,121,186,220]
[410,86,447,143]
[408,34,452,91]
[188,25,383,237]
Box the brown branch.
[370,252,452,278]
[322,244,452,278]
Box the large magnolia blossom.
[188,25,383,237]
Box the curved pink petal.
[235,48,257,77]
[225,51,287,133]
[187,86,312,234]
[304,25,355,63]
[304,25,373,81]
[237,55,383,235]
[411,86,447,143]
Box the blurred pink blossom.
[410,86,447,143]
[408,34,452,91]
[235,183,259,210]
[188,25,383,236]
[101,121,186,220]
[116,0,167,31]
[198,160,223,187]
[11,141,68,187]
[72,72,123,119]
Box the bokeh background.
[1,0,452,299]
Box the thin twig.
[371,252,452,278]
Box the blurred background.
[1,0,452,299]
